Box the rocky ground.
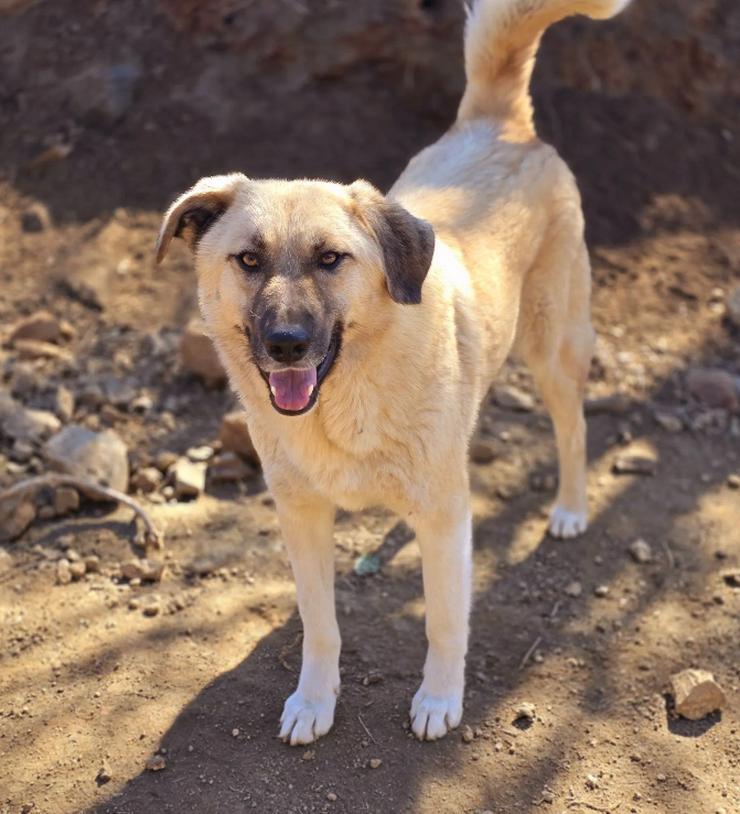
[1,1,739,813]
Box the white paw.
[548,505,588,539]
[279,691,336,745]
[410,686,463,741]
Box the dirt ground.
[1,2,739,813]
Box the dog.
[156,0,631,744]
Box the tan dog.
[157,0,631,744]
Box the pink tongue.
[269,367,318,412]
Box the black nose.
[265,326,311,364]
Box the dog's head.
[156,174,435,415]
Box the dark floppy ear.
[155,173,245,263]
[350,180,435,305]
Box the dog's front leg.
[411,495,472,740]
[275,493,340,745]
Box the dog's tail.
[457,0,630,139]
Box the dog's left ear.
[350,180,435,305]
[156,173,246,263]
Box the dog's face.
[157,174,435,415]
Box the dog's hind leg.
[517,239,595,539]
[275,492,340,745]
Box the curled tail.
[457,0,631,139]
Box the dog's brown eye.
[319,251,341,270]
[236,252,260,271]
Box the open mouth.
[258,324,342,416]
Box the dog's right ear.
[156,173,246,263]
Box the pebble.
[131,466,163,493]
[96,764,112,784]
[231,728,240,737]
[493,385,535,412]
[368,758,382,769]
[628,538,653,564]
[45,425,129,492]
[612,454,657,476]
[461,725,475,743]
[187,445,214,463]
[53,486,80,516]
[56,559,72,585]
[721,569,740,588]
[85,555,100,573]
[0,498,36,542]
[470,440,496,464]
[653,409,682,433]
[54,386,75,423]
[2,402,61,444]
[218,411,259,463]
[564,580,583,598]
[514,702,536,723]
[20,203,51,233]
[685,367,738,411]
[9,310,62,344]
[670,668,726,720]
[727,474,740,490]
[594,585,610,598]
[172,457,206,499]
[326,792,337,802]
[208,451,254,483]
[155,451,179,472]
[69,560,87,580]
[145,754,166,772]
[180,318,226,386]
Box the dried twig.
[0,473,163,549]
[519,635,542,670]
[566,801,621,813]
[660,538,675,570]
[357,713,376,744]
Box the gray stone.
[628,538,653,564]
[53,486,80,516]
[686,368,738,411]
[612,454,657,476]
[130,466,163,493]
[53,386,75,423]
[218,410,258,462]
[1,394,61,443]
[44,425,129,492]
[0,498,36,542]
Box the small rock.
[461,725,475,743]
[155,451,179,473]
[180,318,226,386]
[84,555,100,573]
[121,558,166,583]
[130,467,163,493]
[189,557,217,577]
[142,598,161,617]
[69,560,86,580]
[208,451,254,483]
[541,790,555,804]
[2,402,61,444]
[53,386,75,423]
[727,474,740,490]
[585,774,600,790]
[721,569,740,588]
[670,668,726,720]
[353,553,380,576]
[130,394,153,413]
[628,538,653,564]
[96,764,112,785]
[564,580,582,598]
[45,425,129,492]
[653,410,683,433]
[187,445,214,463]
[9,310,61,344]
[0,498,36,542]
[231,728,240,737]
[594,584,609,597]
[470,440,496,464]
[13,338,74,363]
[585,392,631,416]
[612,454,657,476]
[218,411,258,463]
[53,486,80,516]
[368,758,383,769]
[513,702,536,723]
[326,792,337,802]
[56,558,72,585]
[685,368,738,411]
[302,750,315,761]
[20,203,51,232]
[493,385,535,412]
[172,457,206,499]
[145,754,166,772]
